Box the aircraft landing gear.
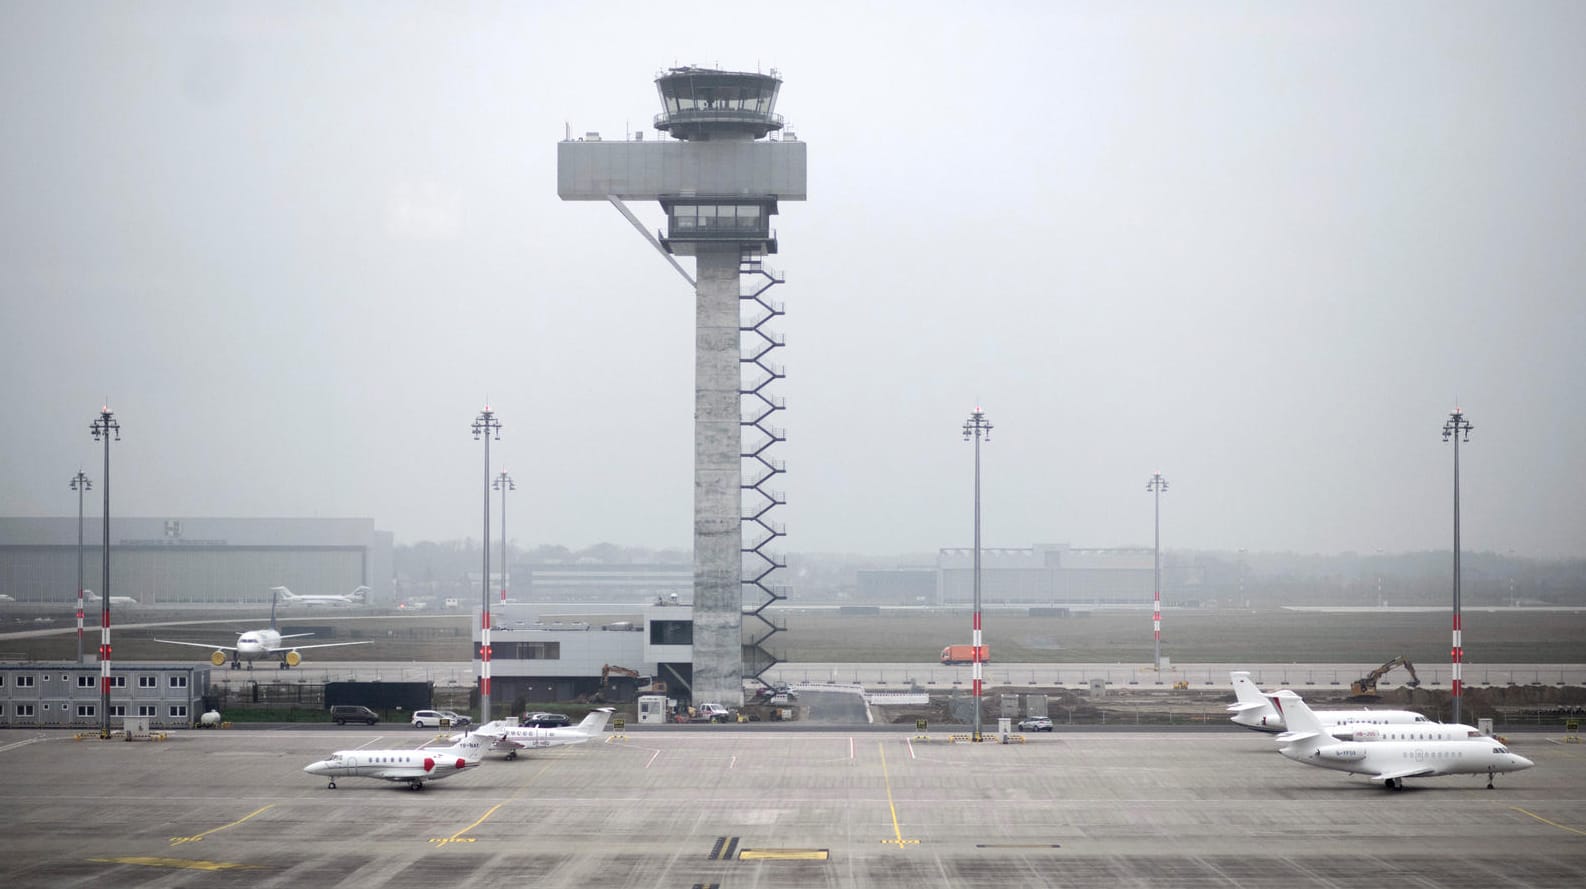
[1487,769,1496,789]
[327,781,336,789]
[1384,778,1404,791]
[505,750,518,761]
[408,780,424,791]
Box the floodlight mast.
[963,407,992,742]
[1442,407,1473,724]
[1147,473,1169,671]
[89,406,119,738]
[494,472,516,604]
[70,471,91,664]
[473,406,501,721]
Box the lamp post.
[90,406,119,738]
[1442,407,1473,725]
[472,405,501,723]
[70,471,91,664]
[1147,472,1168,671]
[962,406,992,742]
[493,472,515,604]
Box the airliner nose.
[1512,754,1535,771]
[303,760,329,775]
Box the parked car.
[521,712,571,728]
[411,710,451,728]
[1017,716,1054,732]
[329,705,379,726]
[440,710,470,727]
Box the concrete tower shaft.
[557,67,805,708]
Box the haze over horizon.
[3,3,1583,559]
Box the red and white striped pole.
[963,407,992,742]
[1443,407,1472,724]
[90,406,119,739]
[1147,473,1169,671]
[473,405,501,724]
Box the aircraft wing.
[154,639,237,652]
[1369,766,1438,784]
[275,640,373,651]
[277,633,318,639]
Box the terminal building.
[0,516,393,607]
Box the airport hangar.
[0,516,393,608]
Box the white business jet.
[154,590,370,669]
[1272,690,1533,791]
[271,585,369,607]
[304,734,485,790]
[1227,670,1431,735]
[464,708,614,760]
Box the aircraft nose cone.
[303,761,328,775]
[1514,754,1536,770]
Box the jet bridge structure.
[557,67,807,706]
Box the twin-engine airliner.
[304,735,485,790]
[271,585,369,607]
[154,590,370,669]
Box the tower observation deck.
[557,67,806,707]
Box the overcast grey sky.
[2,2,1583,558]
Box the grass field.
[4,606,1581,665]
[772,607,1586,665]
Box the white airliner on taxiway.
[271,584,369,607]
[83,589,139,607]
[463,708,614,760]
[1272,690,1533,791]
[1227,670,1432,735]
[304,735,485,790]
[154,593,370,669]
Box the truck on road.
[941,645,990,666]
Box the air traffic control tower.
[558,67,807,707]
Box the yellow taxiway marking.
[738,849,830,860]
[429,802,505,846]
[91,856,262,871]
[1512,807,1586,837]
[877,742,920,847]
[169,804,275,846]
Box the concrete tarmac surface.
[2,726,1584,888]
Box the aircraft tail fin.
[436,734,488,763]
[1270,691,1328,748]
[1228,671,1268,709]
[574,707,615,735]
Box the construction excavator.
[600,663,666,697]
[1349,655,1422,700]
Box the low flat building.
[474,601,694,707]
[0,662,210,729]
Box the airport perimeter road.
[2,728,1584,888]
[196,660,1586,691]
